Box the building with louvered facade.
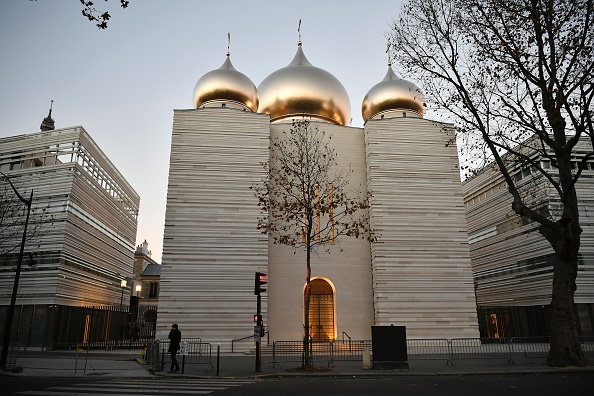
[463,139,594,338]
[0,124,139,347]
[157,40,480,351]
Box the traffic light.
[254,314,262,323]
[254,272,268,295]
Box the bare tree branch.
[251,119,375,368]
[389,0,593,367]
[79,0,129,29]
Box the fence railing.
[270,337,594,367]
[9,338,214,374]
[231,335,253,353]
[143,338,213,373]
[7,343,145,373]
[7,336,594,372]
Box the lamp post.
[120,280,127,308]
[133,284,142,336]
[0,171,33,369]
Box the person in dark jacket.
[168,324,181,372]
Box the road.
[2,373,593,396]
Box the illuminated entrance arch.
[307,277,336,341]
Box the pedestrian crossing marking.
[28,387,211,394]
[14,378,256,396]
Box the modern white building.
[157,39,480,350]
[0,120,139,346]
[463,138,594,338]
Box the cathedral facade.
[156,39,479,350]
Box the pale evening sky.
[0,0,414,262]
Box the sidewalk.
[155,354,594,379]
[2,354,593,379]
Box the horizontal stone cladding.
[0,127,139,307]
[157,108,269,348]
[365,116,479,339]
[463,138,594,307]
[267,121,374,342]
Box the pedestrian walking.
[168,323,181,373]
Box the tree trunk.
[546,220,589,366]
[303,241,312,369]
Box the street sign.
[179,341,189,356]
[254,326,261,342]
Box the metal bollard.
[216,344,220,376]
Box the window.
[148,282,159,298]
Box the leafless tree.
[388,0,593,366]
[252,119,376,368]
[0,176,52,262]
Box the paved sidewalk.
[2,354,593,379]
[155,354,594,379]
[0,361,151,378]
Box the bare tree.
[252,119,375,368]
[0,175,52,261]
[388,0,593,366]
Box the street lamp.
[134,284,142,325]
[0,171,33,369]
[120,280,127,308]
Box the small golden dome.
[193,54,258,112]
[362,66,425,121]
[258,43,351,126]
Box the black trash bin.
[371,325,408,369]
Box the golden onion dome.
[193,53,258,112]
[362,65,426,121]
[258,43,351,126]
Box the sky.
[0,0,409,262]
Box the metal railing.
[144,338,213,373]
[509,336,550,360]
[7,336,594,372]
[407,338,453,364]
[450,338,514,364]
[331,340,372,362]
[269,337,594,367]
[231,335,253,353]
[7,342,145,373]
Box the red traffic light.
[254,272,268,295]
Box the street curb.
[150,365,594,380]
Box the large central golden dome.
[258,43,351,126]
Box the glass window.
[149,282,159,298]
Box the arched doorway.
[308,278,335,341]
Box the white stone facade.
[0,127,139,308]
[157,108,480,349]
